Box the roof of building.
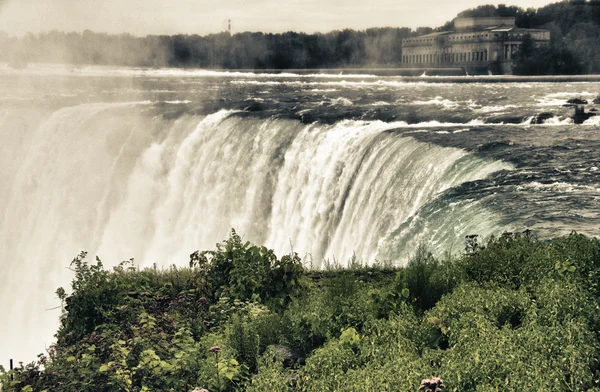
[413,31,450,38]
[403,25,549,42]
[453,16,516,31]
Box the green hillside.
[3,230,600,391]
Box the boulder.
[533,112,554,124]
[566,97,588,105]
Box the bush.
[428,281,600,391]
[190,229,304,304]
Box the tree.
[565,22,600,73]
[513,34,583,75]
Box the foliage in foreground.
[2,230,600,391]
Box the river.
[1,63,599,363]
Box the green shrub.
[293,306,430,391]
[427,281,600,391]
[190,229,304,304]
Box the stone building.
[401,16,550,74]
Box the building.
[401,16,550,74]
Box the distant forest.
[1,0,600,74]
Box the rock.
[594,96,600,104]
[243,102,264,112]
[573,105,597,124]
[566,97,588,105]
[267,344,305,367]
[533,112,554,124]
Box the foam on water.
[583,116,600,126]
[0,63,380,79]
[413,96,459,109]
[542,116,574,125]
[516,181,600,193]
[230,79,454,88]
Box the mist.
[0,29,416,69]
[0,0,560,37]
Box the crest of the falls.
[0,103,511,362]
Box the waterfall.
[0,103,512,362]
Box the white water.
[0,103,511,361]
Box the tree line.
[1,1,600,74]
[0,28,416,69]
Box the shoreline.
[3,63,600,82]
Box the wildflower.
[209,345,221,354]
[419,377,444,392]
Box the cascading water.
[1,102,511,362]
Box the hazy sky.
[0,0,557,36]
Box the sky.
[0,0,557,37]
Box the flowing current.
[1,64,600,363]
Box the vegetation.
[2,1,600,73]
[3,230,600,391]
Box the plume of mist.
[0,28,419,69]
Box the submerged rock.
[243,102,265,112]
